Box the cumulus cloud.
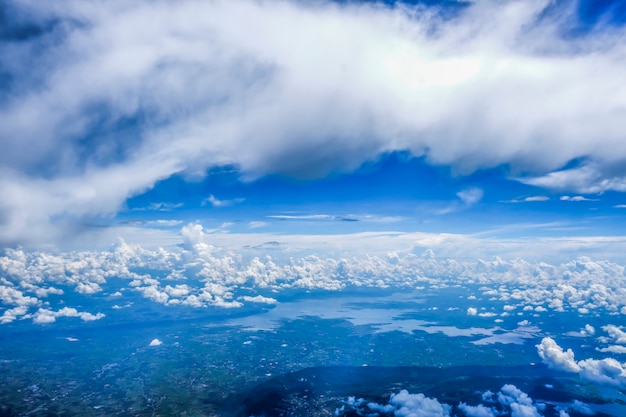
[31,307,105,324]
[350,385,545,417]
[458,402,496,417]
[3,227,626,323]
[602,324,626,344]
[239,295,278,305]
[149,338,163,347]
[537,337,626,387]
[536,337,581,373]
[2,0,626,244]
[366,390,451,417]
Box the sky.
[1,0,626,258]
[3,3,626,411]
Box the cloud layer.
[2,224,626,325]
[1,0,626,244]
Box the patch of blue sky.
[119,151,626,239]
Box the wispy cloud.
[268,214,358,222]
[456,187,483,207]
[503,196,550,203]
[132,202,183,212]
[560,195,598,202]
[202,195,244,208]
[249,221,268,229]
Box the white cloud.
[368,390,451,417]
[560,196,597,202]
[597,345,626,354]
[603,324,626,344]
[149,338,163,346]
[2,0,626,244]
[146,220,184,227]
[0,306,29,324]
[357,385,546,417]
[537,337,626,387]
[240,295,278,305]
[524,196,550,202]
[458,402,496,417]
[536,337,580,373]
[249,221,268,229]
[497,384,542,417]
[457,187,483,207]
[202,195,244,207]
[521,164,626,194]
[3,226,626,323]
[31,307,105,324]
[75,281,102,295]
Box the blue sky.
[121,152,626,239]
[4,3,626,403]
[1,0,626,253]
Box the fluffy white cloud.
[536,337,581,373]
[0,306,30,324]
[603,324,626,344]
[31,307,105,324]
[368,390,451,417]
[3,227,626,322]
[537,337,626,387]
[239,295,278,305]
[353,385,545,417]
[2,0,626,244]
[458,402,496,417]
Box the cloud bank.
[1,0,626,244]
[2,225,626,325]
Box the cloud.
[202,194,244,207]
[560,196,597,202]
[520,164,626,194]
[536,337,581,372]
[602,324,626,344]
[145,220,184,227]
[537,337,626,387]
[352,385,546,417]
[457,187,483,206]
[367,390,452,417]
[268,214,358,221]
[457,402,496,417]
[504,196,550,203]
[31,307,105,324]
[133,202,183,212]
[239,295,278,305]
[4,224,626,324]
[249,221,268,229]
[2,0,626,244]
